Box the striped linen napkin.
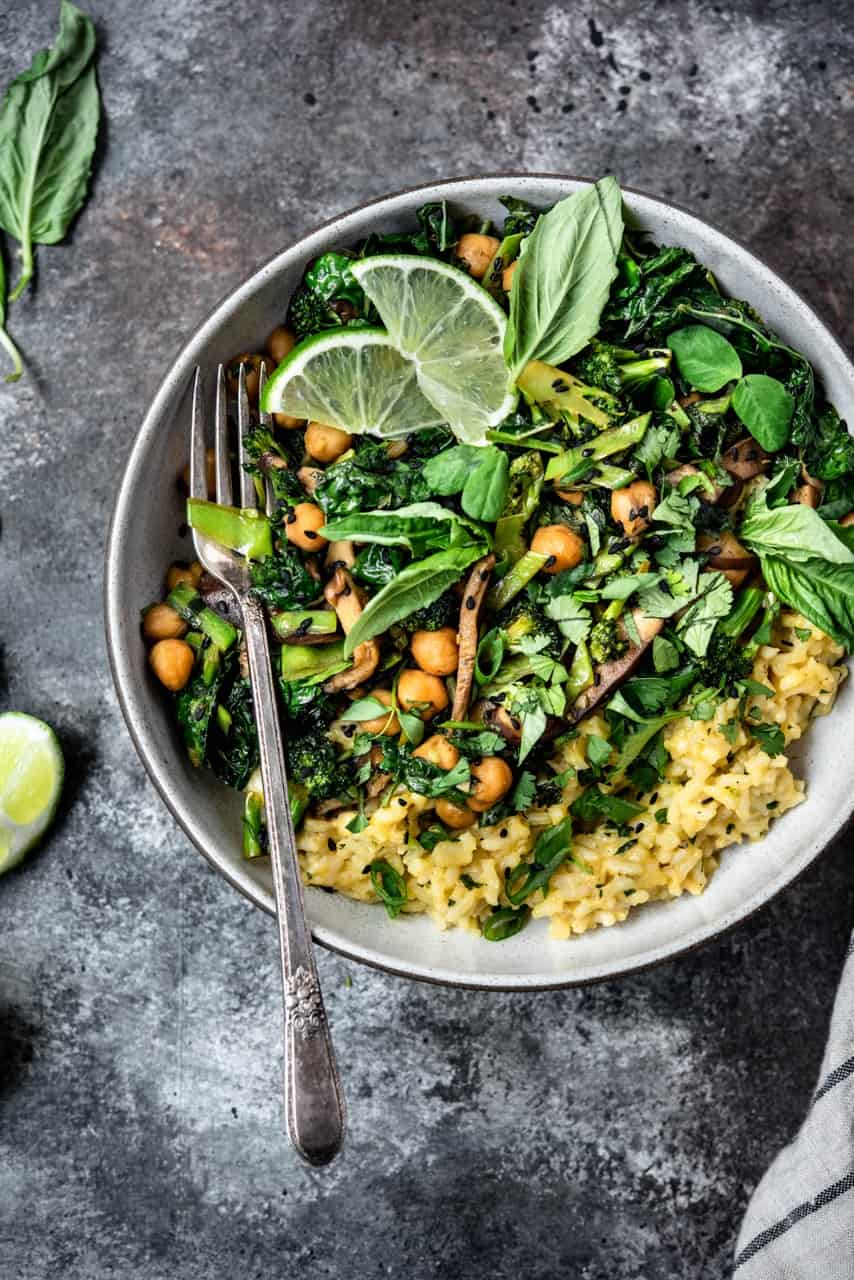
[733,935,854,1276]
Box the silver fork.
[189,362,346,1166]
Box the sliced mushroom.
[323,567,380,692]
[722,437,770,480]
[325,539,356,571]
[297,465,326,495]
[791,483,821,509]
[198,572,242,627]
[570,609,665,723]
[678,391,703,409]
[475,698,523,747]
[451,553,496,722]
[696,530,755,571]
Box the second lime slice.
[260,327,445,438]
[352,255,518,445]
[0,711,64,874]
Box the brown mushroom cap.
[721,437,770,480]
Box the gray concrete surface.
[1,1,853,1276]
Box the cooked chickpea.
[359,689,400,736]
[166,561,203,592]
[456,233,501,280]
[226,353,266,402]
[435,797,477,829]
[468,756,514,812]
[149,638,195,691]
[502,260,518,292]
[305,421,353,463]
[556,488,584,506]
[266,326,296,365]
[182,448,216,497]
[610,480,658,537]
[410,626,459,677]
[530,524,585,574]
[791,482,821,509]
[284,502,327,551]
[840,512,854,528]
[143,603,187,641]
[413,735,460,770]
[274,412,307,430]
[397,669,449,719]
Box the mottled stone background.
[1,2,853,1276]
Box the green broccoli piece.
[498,597,563,660]
[696,632,751,697]
[241,426,305,504]
[572,340,672,398]
[400,590,458,634]
[588,617,629,665]
[287,252,368,340]
[285,733,348,802]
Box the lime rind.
[352,255,518,445]
[260,328,445,438]
[0,712,64,873]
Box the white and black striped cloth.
[733,936,854,1276]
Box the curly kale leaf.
[250,540,318,610]
[209,676,259,790]
[314,443,430,517]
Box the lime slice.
[260,327,445,438]
[0,712,64,873]
[351,255,518,445]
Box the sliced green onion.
[482,905,530,941]
[369,859,408,918]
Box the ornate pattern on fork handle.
[284,966,325,1040]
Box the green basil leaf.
[504,177,623,378]
[732,374,795,451]
[505,815,573,905]
[762,555,854,648]
[321,502,483,553]
[343,543,486,656]
[461,448,510,521]
[586,734,612,768]
[740,496,854,565]
[422,445,482,494]
[340,695,390,723]
[668,325,743,392]
[571,786,645,825]
[0,2,100,302]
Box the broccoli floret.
[400,590,458,633]
[696,632,751,697]
[573,340,673,398]
[285,732,347,801]
[250,539,318,610]
[241,426,305,504]
[498,597,563,660]
[588,617,628,665]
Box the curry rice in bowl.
[105,175,854,987]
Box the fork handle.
[240,592,346,1165]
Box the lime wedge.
[0,712,64,873]
[260,327,445,438]
[351,255,518,445]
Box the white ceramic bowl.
[104,175,854,988]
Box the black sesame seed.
[545,555,557,569]
[398,798,407,807]
[500,828,508,838]
[465,596,476,609]
[286,511,297,524]
[327,837,336,851]
[304,530,318,540]
[582,447,596,458]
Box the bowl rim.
[104,171,854,989]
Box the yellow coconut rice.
[295,612,847,939]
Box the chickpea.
[284,502,327,551]
[410,626,459,677]
[413,735,460,770]
[226,353,266,402]
[305,421,353,463]
[435,797,477,829]
[274,412,307,430]
[266,325,296,365]
[555,489,584,506]
[359,689,400,736]
[182,448,216,498]
[502,260,518,292]
[397,669,449,719]
[456,233,501,280]
[840,512,854,528]
[610,480,658,538]
[166,561,203,593]
[791,483,821,509]
[149,638,195,691]
[143,603,187,641]
[468,756,514,813]
[530,524,585,574]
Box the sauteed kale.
[141,178,854,935]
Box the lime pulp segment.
[0,712,64,873]
[259,328,446,438]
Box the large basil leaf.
[739,497,854,565]
[0,1,100,301]
[321,502,484,554]
[668,325,742,392]
[762,555,854,648]
[343,543,486,655]
[504,177,623,378]
[731,374,794,451]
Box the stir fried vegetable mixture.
[143,177,854,939]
